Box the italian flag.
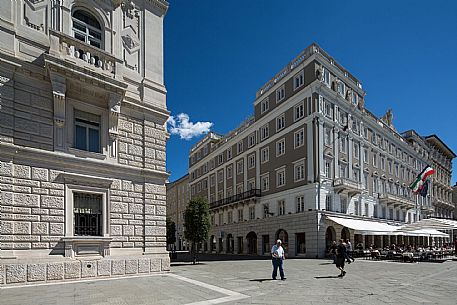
[409,166,435,193]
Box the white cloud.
[166,113,213,140]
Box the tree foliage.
[183,197,211,248]
[166,217,176,246]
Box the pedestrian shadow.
[249,279,276,282]
[314,275,340,279]
[171,262,207,267]
[319,262,334,265]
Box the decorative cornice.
[145,0,169,15]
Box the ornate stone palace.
[186,43,455,258]
[0,0,170,285]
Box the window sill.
[62,236,112,259]
[68,147,107,160]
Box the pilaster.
[50,72,66,151]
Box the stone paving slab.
[1,259,456,305]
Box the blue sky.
[164,0,457,185]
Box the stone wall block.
[122,225,134,236]
[32,168,49,181]
[156,206,166,216]
[110,225,122,236]
[0,161,13,176]
[47,262,64,280]
[125,259,138,274]
[111,260,125,275]
[156,150,166,161]
[6,264,26,283]
[144,205,155,215]
[49,223,64,235]
[64,261,81,279]
[81,261,97,278]
[2,221,14,234]
[128,203,143,214]
[97,260,111,276]
[161,257,170,271]
[13,221,31,234]
[13,193,39,207]
[122,180,133,191]
[27,263,47,282]
[0,264,4,284]
[41,196,64,209]
[150,258,161,272]
[138,258,150,273]
[13,164,31,179]
[111,202,128,213]
[145,183,166,195]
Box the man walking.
[345,239,355,263]
[336,239,347,278]
[271,239,285,280]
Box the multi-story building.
[452,183,457,220]
[0,0,170,285]
[166,174,189,250]
[187,43,455,258]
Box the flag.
[409,165,435,193]
[419,179,429,197]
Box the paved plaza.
[1,258,456,305]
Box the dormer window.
[72,10,102,48]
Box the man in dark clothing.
[335,239,347,277]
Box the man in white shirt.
[271,239,285,280]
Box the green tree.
[183,197,211,264]
[166,217,176,250]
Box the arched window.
[72,10,102,48]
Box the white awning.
[399,229,449,238]
[327,216,401,235]
[398,218,457,231]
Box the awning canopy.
[327,216,401,235]
[326,216,450,238]
[398,218,457,231]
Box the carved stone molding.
[50,73,66,128]
[109,92,123,138]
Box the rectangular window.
[278,200,285,215]
[218,170,224,183]
[210,174,215,187]
[276,85,285,102]
[228,211,233,224]
[325,160,332,178]
[276,168,286,187]
[238,209,243,222]
[247,179,255,191]
[381,157,385,171]
[276,114,285,131]
[218,213,223,225]
[337,81,345,96]
[294,71,304,90]
[294,161,305,182]
[324,127,331,146]
[341,198,347,213]
[363,149,368,164]
[260,124,269,141]
[236,160,244,174]
[263,203,270,218]
[276,139,285,156]
[372,153,377,167]
[226,165,233,179]
[323,68,330,86]
[261,174,269,192]
[248,132,256,148]
[294,129,304,148]
[237,141,243,154]
[218,154,223,165]
[74,110,101,153]
[74,193,103,236]
[294,102,305,121]
[296,196,305,213]
[353,142,359,159]
[226,148,232,160]
[261,147,269,163]
[261,98,269,114]
[339,136,347,154]
[325,195,332,211]
[249,206,255,220]
[248,154,256,169]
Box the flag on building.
[419,179,429,197]
[409,165,435,194]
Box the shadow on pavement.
[249,279,276,282]
[314,275,340,279]
[319,262,334,265]
[171,262,207,267]
[171,252,271,263]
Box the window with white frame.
[337,81,345,96]
[352,92,358,105]
[261,174,269,192]
[237,141,243,154]
[218,213,223,225]
[278,200,285,215]
[249,206,255,220]
[72,10,102,48]
[276,138,285,156]
[261,147,269,163]
[276,114,285,131]
[247,179,255,191]
[263,203,270,218]
[203,178,208,189]
[325,159,332,178]
[325,195,332,211]
[228,211,233,224]
[353,142,360,159]
[197,182,201,192]
[74,110,101,153]
[341,198,347,213]
[323,68,330,86]
[339,136,347,154]
[294,161,305,181]
[372,153,378,167]
[226,165,232,179]
[363,148,368,164]
[324,101,332,118]
[276,168,286,187]
[324,127,331,146]
[276,85,285,102]
[339,164,347,178]
[260,124,269,141]
[294,102,305,121]
[73,192,103,236]
[381,157,385,171]
[236,183,243,194]
[238,209,244,222]
[354,201,360,215]
[226,148,232,160]
[294,71,304,90]
[218,170,224,183]
[261,98,269,114]
[210,174,215,187]
[294,129,304,148]
[248,132,256,148]
[296,196,305,213]
[236,159,244,174]
[218,154,223,165]
[248,154,255,169]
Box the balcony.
[432,198,455,209]
[46,29,124,87]
[378,193,415,209]
[210,189,261,210]
[333,178,364,197]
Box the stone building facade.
[0,0,170,286]
[187,43,455,258]
[166,174,189,251]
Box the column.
[50,72,66,151]
[348,136,353,179]
[333,128,339,178]
[306,120,314,182]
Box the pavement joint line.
[168,273,250,305]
